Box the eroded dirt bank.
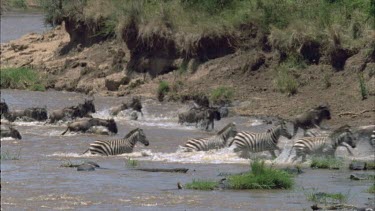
[0,22,374,127]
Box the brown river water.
[1,89,374,211]
[1,13,374,211]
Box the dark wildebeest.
[61,118,118,135]
[291,104,331,137]
[1,120,22,139]
[0,99,9,116]
[109,97,143,116]
[178,107,221,131]
[4,107,48,122]
[48,98,96,124]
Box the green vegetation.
[184,179,219,191]
[0,67,46,91]
[0,149,21,160]
[358,72,368,100]
[274,65,298,96]
[323,73,332,89]
[227,160,294,189]
[310,156,343,170]
[368,183,375,193]
[125,158,138,168]
[210,86,234,105]
[304,189,348,205]
[157,80,170,102]
[366,161,375,170]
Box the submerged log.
[135,168,189,173]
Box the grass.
[0,149,21,160]
[274,65,298,96]
[366,161,375,170]
[125,158,138,168]
[368,183,375,193]
[358,72,368,100]
[184,179,219,191]
[305,189,348,205]
[227,160,294,189]
[310,156,344,170]
[0,67,46,91]
[157,80,170,102]
[210,86,234,106]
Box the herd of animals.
[0,96,374,163]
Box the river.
[1,13,374,211]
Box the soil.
[0,23,374,128]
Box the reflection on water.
[1,89,374,210]
[0,12,49,43]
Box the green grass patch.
[157,80,170,102]
[310,156,344,170]
[0,149,21,160]
[358,72,368,100]
[0,67,46,91]
[368,183,375,193]
[274,65,298,96]
[210,86,234,105]
[304,188,348,205]
[184,179,219,191]
[227,160,294,189]
[125,158,138,168]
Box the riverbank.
[0,1,374,128]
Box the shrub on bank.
[0,67,46,91]
[157,80,170,102]
[210,86,234,105]
[227,160,294,189]
[274,65,298,96]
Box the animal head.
[0,99,9,115]
[83,99,96,113]
[339,127,356,148]
[207,109,221,121]
[10,127,22,139]
[106,119,118,134]
[129,97,142,112]
[218,122,237,138]
[276,121,292,139]
[315,105,331,120]
[137,128,149,146]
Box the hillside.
[1,0,374,127]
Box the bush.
[227,160,294,189]
[184,179,219,190]
[274,65,298,96]
[310,156,343,169]
[304,189,348,205]
[157,81,170,102]
[210,86,234,105]
[0,67,46,91]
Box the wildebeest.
[47,98,96,124]
[0,120,22,139]
[0,99,9,116]
[61,118,118,135]
[291,104,331,137]
[178,107,221,131]
[4,107,48,122]
[109,97,143,116]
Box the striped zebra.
[83,128,149,156]
[371,129,375,147]
[289,125,356,163]
[229,121,292,159]
[181,122,237,152]
[304,128,331,137]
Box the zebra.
[371,129,375,147]
[180,122,237,152]
[304,128,331,137]
[288,125,356,163]
[229,121,292,159]
[82,128,149,156]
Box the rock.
[105,72,130,91]
[349,161,367,170]
[349,173,375,180]
[77,164,95,171]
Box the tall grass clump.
[274,65,298,96]
[125,158,138,168]
[157,80,170,102]
[310,156,344,170]
[227,160,294,189]
[210,86,234,105]
[0,67,46,91]
[184,179,219,191]
[358,72,368,100]
[368,183,375,193]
